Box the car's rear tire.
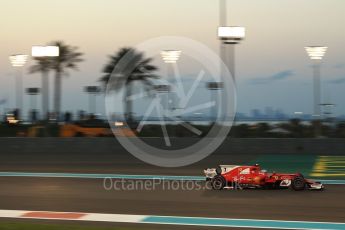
[291,175,306,191]
[211,175,225,190]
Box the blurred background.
[1,0,345,138]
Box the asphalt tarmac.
[0,150,256,175]
[1,140,344,229]
[0,218,248,230]
[0,177,343,223]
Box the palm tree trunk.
[42,71,49,120]
[53,71,62,119]
[125,82,133,122]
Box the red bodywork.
[222,165,299,186]
[205,164,324,190]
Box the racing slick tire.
[291,175,306,191]
[211,175,226,190]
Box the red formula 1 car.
[204,164,324,191]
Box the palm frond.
[49,41,84,75]
[29,57,52,74]
[100,47,159,92]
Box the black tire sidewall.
[211,175,225,190]
[292,176,306,191]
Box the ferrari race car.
[204,164,324,191]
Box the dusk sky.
[0,0,344,118]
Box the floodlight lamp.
[305,46,327,60]
[218,26,245,42]
[160,50,181,63]
[32,46,59,57]
[9,54,28,67]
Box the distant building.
[251,109,262,120]
[264,106,274,119]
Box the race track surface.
[0,151,256,175]
[1,139,344,229]
[0,177,343,223]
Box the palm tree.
[100,48,158,121]
[50,41,83,118]
[29,57,52,120]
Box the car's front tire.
[291,175,306,191]
[211,175,225,190]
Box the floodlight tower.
[160,50,181,113]
[207,82,224,122]
[9,54,28,118]
[305,46,327,118]
[84,86,101,114]
[218,0,245,82]
[160,50,182,136]
[218,27,245,82]
[32,45,60,120]
[218,0,245,135]
[26,87,40,122]
[26,87,40,111]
